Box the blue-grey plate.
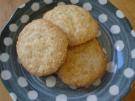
[0,0,135,101]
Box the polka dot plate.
[0,0,135,101]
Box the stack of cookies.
[17,5,107,88]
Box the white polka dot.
[98,0,107,5]
[98,13,108,23]
[28,90,38,100]
[17,77,28,87]
[44,0,53,4]
[83,2,92,11]
[10,92,17,101]
[21,15,29,23]
[19,3,26,8]
[46,76,56,88]
[70,0,79,4]
[1,70,12,80]
[131,30,135,37]
[110,25,121,34]
[9,24,18,32]
[56,94,67,101]
[114,40,125,51]
[0,53,9,62]
[57,2,66,6]
[131,49,135,59]
[109,85,119,96]
[116,10,124,18]
[4,37,13,46]
[93,79,102,86]
[124,68,134,78]
[31,3,40,11]
[107,62,117,73]
[87,95,98,101]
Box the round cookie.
[57,39,107,88]
[43,5,98,47]
[17,19,68,77]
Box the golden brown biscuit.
[17,19,68,77]
[57,39,107,88]
[43,5,98,47]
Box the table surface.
[0,0,135,101]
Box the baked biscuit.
[43,5,98,47]
[57,39,107,88]
[17,19,68,77]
